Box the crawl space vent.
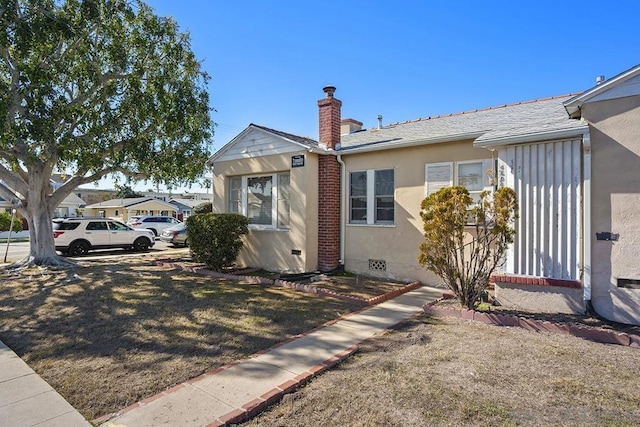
[369,259,387,271]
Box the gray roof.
[340,95,585,152]
[169,198,201,208]
[250,124,319,148]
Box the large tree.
[0,0,213,266]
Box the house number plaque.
[291,155,305,168]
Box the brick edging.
[154,260,422,306]
[209,345,359,426]
[422,303,640,348]
[491,274,582,289]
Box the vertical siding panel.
[536,144,545,276]
[571,140,582,279]
[518,145,527,274]
[503,147,516,274]
[504,139,581,281]
[545,142,555,277]
[529,144,537,275]
[498,147,520,273]
[562,140,572,279]
[553,142,563,278]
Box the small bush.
[419,186,517,309]
[194,201,212,214]
[186,213,248,271]
[0,211,23,233]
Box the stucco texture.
[342,140,491,285]
[583,95,640,325]
[212,151,319,273]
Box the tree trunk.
[9,170,71,268]
[27,201,60,265]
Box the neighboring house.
[209,64,640,326]
[169,198,201,219]
[75,188,118,206]
[84,197,177,222]
[0,180,85,219]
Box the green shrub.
[0,211,23,233]
[419,186,518,310]
[186,213,248,271]
[193,201,212,214]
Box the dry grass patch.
[243,316,640,427]
[0,256,360,420]
[307,275,408,300]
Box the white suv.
[127,215,182,237]
[53,217,156,256]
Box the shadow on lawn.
[0,259,360,418]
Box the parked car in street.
[127,215,182,236]
[53,217,156,256]
[159,223,188,247]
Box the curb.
[422,303,640,348]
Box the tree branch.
[0,163,28,197]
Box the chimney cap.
[322,86,336,98]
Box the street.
[1,240,186,264]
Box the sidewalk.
[0,341,90,426]
[101,285,445,426]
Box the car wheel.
[183,238,189,247]
[148,228,158,237]
[68,241,90,256]
[133,237,151,252]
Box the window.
[425,159,495,204]
[277,173,290,229]
[349,169,394,225]
[114,210,119,216]
[349,171,367,223]
[108,221,129,231]
[247,176,273,225]
[229,177,242,213]
[375,169,394,223]
[86,221,108,231]
[228,172,290,229]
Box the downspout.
[337,154,346,265]
[582,131,592,303]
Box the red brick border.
[423,303,640,348]
[491,273,582,289]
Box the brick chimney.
[317,86,342,272]
[318,86,342,150]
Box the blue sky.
[126,0,640,192]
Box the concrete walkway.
[0,341,90,426]
[101,285,445,426]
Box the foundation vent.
[369,259,387,271]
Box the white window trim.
[455,159,485,200]
[233,172,290,231]
[425,160,494,196]
[424,161,454,196]
[349,168,395,226]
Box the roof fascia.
[250,126,317,150]
[474,125,589,149]
[564,65,640,118]
[338,131,485,155]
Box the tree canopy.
[0,0,214,266]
